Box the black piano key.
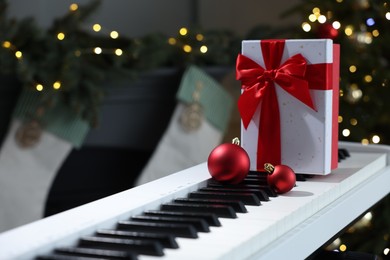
[37,254,108,260]
[244,173,267,178]
[96,229,178,249]
[160,202,237,219]
[295,174,307,182]
[189,191,261,206]
[174,197,247,213]
[200,187,269,202]
[54,247,137,259]
[143,210,221,227]
[117,220,198,238]
[246,170,308,184]
[244,174,268,181]
[338,150,346,161]
[130,215,210,233]
[78,236,163,256]
[240,178,269,186]
[207,180,278,197]
[237,178,290,195]
[339,148,350,159]
[257,186,278,197]
[341,148,350,157]
[247,171,268,177]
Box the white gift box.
[237,39,339,175]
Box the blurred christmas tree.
[280,0,390,146]
[275,0,390,258]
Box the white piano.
[0,141,389,260]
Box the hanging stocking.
[0,90,89,232]
[135,65,233,185]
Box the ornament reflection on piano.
[264,163,296,194]
[207,137,250,184]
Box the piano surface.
[0,141,390,260]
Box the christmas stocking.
[0,90,90,232]
[135,65,233,185]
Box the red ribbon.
[236,40,322,170]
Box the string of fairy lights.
[168,27,209,54]
[1,2,209,97]
[299,1,390,146]
[2,38,63,93]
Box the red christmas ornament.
[264,163,296,194]
[207,138,250,184]
[317,23,339,40]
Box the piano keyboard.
[0,142,389,260]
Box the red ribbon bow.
[236,40,317,170]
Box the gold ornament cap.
[264,163,275,173]
[232,137,240,145]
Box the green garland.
[0,0,239,128]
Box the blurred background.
[7,0,300,37]
[1,0,390,258]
